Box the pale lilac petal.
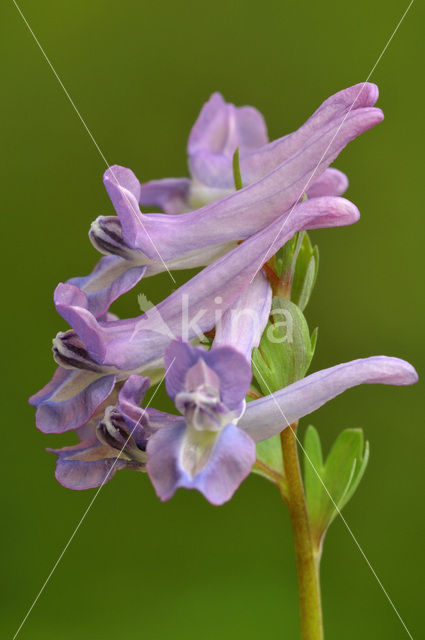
[90,214,235,277]
[190,103,382,195]
[67,256,146,318]
[53,195,359,371]
[30,367,116,434]
[188,92,268,159]
[143,240,237,276]
[29,366,70,406]
[306,168,348,198]
[164,340,251,410]
[164,340,199,399]
[76,421,96,441]
[145,423,185,500]
[139,178,191,214]
[117,375,150,429]
[48,437,129,490]
[103,169,151,257]
[213,271,272,360]
[118,375,150,413]
[240,356,418,442]
[203,349,252,410]
[190,425,256,504]
[188,93,228,154]
[106,165,141,200]
[54,284,108,364]
[103,103,380,262]
[191,83,380,189]
[147,423,256,505]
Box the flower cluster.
[31,84,417,505]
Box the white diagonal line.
[252,360,414,639]
[12,0,176,284]
[249,0,415,283]
[12,359,175,640]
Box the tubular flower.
[46,283,418,505]
[54,195,359,371]
[48,341,416,504]
[148,346,417,505]
[141,85,378,212]
[69,83,382,317]
[30,193,358,434]
[47,375,168,490]
[31,83,418,513]
[48,268,271,492]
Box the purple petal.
[54,283,108,364]
[213,271,272,360]
[164,340,199,399]
[67,256,146,318]
[89,214,235,278]
[203,349,252,410]
[118,374,150,409]
[191,83,380,189]
[188,92,268,158]
[147,423,256,505]
[139,178,191,214]
[164,340,252,410]
[143,240,237,276]
[104,104,380,262]
[240,356,418,442]
[306,168,348,198]
[118,375,150,427]
[53,194,359,371]
[105,164,141,200]
[30,367,116,434]
[48,437,129,490]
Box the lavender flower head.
[30,84,417,509]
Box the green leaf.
[304,426,369,546]
[252,297,315,393]
[303,426,324,513]
[310,327,318,356]
[253,435,285,483]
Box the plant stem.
[280,423,323,640]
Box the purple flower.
[29,365,117,434]
[141,86,378,212]
[31,193,358,435]
[30,268,272,434]
[30,84,418,514]
[68,84,382,318]
[147,341,255,505]
[46,320,417,502]
[48,376,150,489]
[48,269,271,491]
[54,194,359,372]
[239,357,418,441]
[47,375,180,490]
[46,298,417,504]
[148,346,417,505]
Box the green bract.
[303,425,370,549]
[252,297,317,394]
[278,231,319,310]
[253,435,285,483]
[232,147,243,191]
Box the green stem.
[280,423,323,640]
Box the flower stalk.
[280,423,323,640]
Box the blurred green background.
[2,0,423,638]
